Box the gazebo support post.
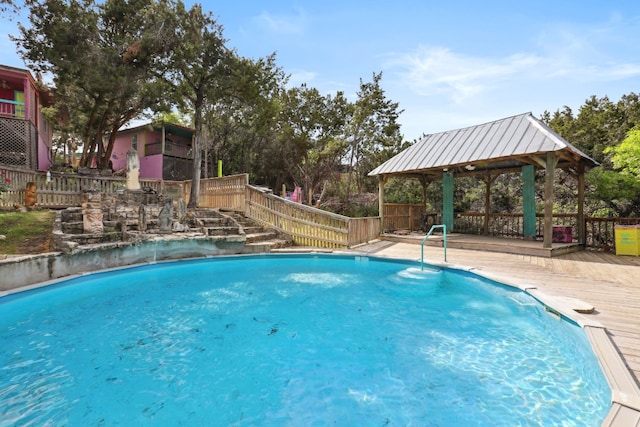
[419,176,429,210]
[522,165,536,239]
[418,175,430,232]
[443,172,454,232]
[543,152,557,248]
[577,163,586,245]
[483,174,490,235]
[378,175,386,233]
[482,173,500,235]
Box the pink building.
[0,64,54,171]
[112,122,194,180]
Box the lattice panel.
[0,118,34,169]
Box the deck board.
[353,238,640,387]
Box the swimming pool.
[0,254,609,426]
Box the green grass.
[0,210,56,254]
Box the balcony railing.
[0,99,25,119]
[145,141,192,159]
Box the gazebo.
[369,112,598,248]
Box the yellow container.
[615,225,640,256]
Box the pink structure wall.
[112,123,193,180]
[37,134,52,171]
[139,154,163,179]
[111,131,145,174]
[112,129,164,179]
[0,64,53,171]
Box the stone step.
[228,214,268,232]
[197,217,232,227]
[60,207,83,222]
[205,226,242,236]
[245,230,277,244]
[61,221,84,234]
[243,239,292,253]
[193,208,221,218]
[67,232,121,245]
[242,225,265,234]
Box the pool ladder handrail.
[421,224,447,269]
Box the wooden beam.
[543,152,556,248]
[378,175,385,233]
[443,172,454,231]
[522,164,536,238]
[529,155,547,168]
[577,163,586,245]
[418,175,430,210]
[482,173,498,236]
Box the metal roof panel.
[369,112,597,176]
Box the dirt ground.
[15,233,52,254]
[0,210,55,255]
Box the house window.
[131,134,138,150]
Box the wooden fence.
[0,167,168,208]
[452,212,640,250]
[383,204,640,251]
[383,203,426,232]
[245,185,380,248]
[584,217,640,251]
[3,166,638,251]
[454,212,579,238]
[185,175,248,211]
[0,168,380,249]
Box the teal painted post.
[522,165,536,238]
[442,172,454,231]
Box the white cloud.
[287,69,318,87]
[387,46,541,104]
[254,8,307,35]
[533,15,640,81]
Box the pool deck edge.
[585,327,640,426]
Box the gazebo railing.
[380,205,640,251]
[454,212,577,239]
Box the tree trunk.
[188,94,204,208]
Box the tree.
[344,72,405,199]
[1,0,18,16]
[153,111,192,128]
[608,127,640,176]
[587,127,640,216]
[167,2,236,208]
[15,0,177,169]
[543,93,640,216]
[276,84,349,204]
[203,53,287,183]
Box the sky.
[2,0,640,141]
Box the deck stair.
[218,208,293,252]
[187,208,240,236]
[53,206,293,253]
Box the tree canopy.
[165,2,233,207]
[15,0,178,169]
[542,93,640,216]
[13,0,639,217]
[10,0,406,209]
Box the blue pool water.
[1,254,609,426]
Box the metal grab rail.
[421,224,447,269]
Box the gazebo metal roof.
[369,112,597,178]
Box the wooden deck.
[343,238,640,424]
[382,232,583,257]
